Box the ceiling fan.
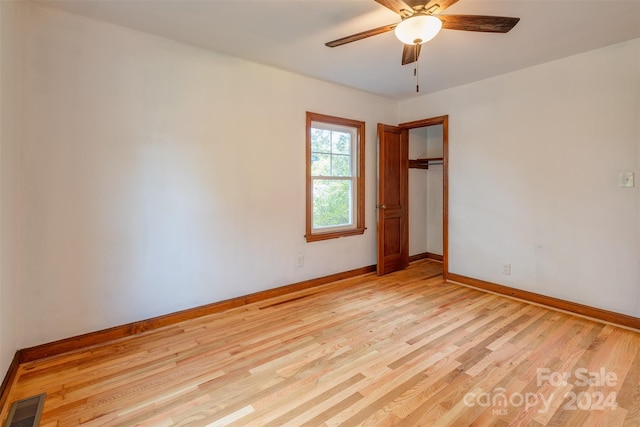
[325,0,520,66]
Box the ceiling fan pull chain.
[415,43,420,92]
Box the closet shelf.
[409,157,443,170]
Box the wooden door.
[377,124,409,275]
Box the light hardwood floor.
[2,260,640,426]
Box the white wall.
[0,0,20,379]
[400,38,640,316]
[408,128,429,256]
[408,126,443,256]
[426,126,443,255]
[16,3,397,347]
[7,1,640,354]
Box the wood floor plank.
[2,260,640,426]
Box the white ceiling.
[33,0,640,100]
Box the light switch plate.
[620,172,635,188]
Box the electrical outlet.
[620,172,635,188]
[501,263,511,276]
[296,254,304,268]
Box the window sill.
[305,227,366,242]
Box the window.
[306,112,365,242]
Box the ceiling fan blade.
[401,43,421,65]
[375,0,414,16]
[439,15,520,33]
[411,0,459,14]
[325,23,397,47]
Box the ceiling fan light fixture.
[394,14,442,45]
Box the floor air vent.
[3,393,46,427]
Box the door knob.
[378,204,387,209]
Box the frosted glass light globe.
[394,15,443,45]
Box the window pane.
[313,179,352,228]
[332,131,351,155]
[332,154,351,176]
[311,128,331,152]
[311,153,331,176]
